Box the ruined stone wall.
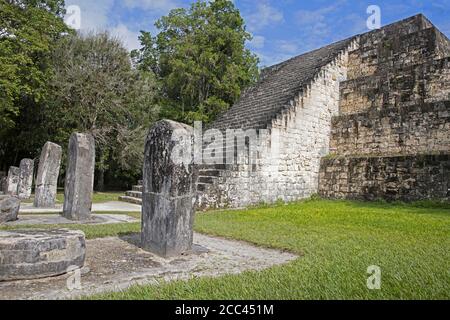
[330,101,450,156]
[340,57,450,114]
[319,155,450,201]
[319,15,450,202]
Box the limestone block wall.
[197,42,355,209]
[319,155,450,201]
[330,101,450,156]
[340,57,450,114]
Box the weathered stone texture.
[6,166,20,196]
[340,57,450,114]
[0,229,85,281]
[319,155,450,201]
[63,133,95,221]
[34,142,62,208]
[141,120,196,257]
[0,195,20,224]
[17,158,34,200]
[330,101,450,156]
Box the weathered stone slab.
[0,195,20,224]
[63,133,95,221]
[6,166,20,196]
[34,142,62,208]
[17,158,34,200]
[141,119,196,258]
[0,229,85,281]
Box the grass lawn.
[92,199,450,300]
[3,199,449,299]
[21,191,124,205]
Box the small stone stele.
[6,166,20,196]
[62,133,95,221]
[141,120,196,258]
[17,158,34,200]
[34,142,62,208]
[0,195,20,224]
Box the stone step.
[132,185,143,192]
[126,191,142,199]
[198,176,217,184]
[197,169,221,177]
[119,196,142,205]
[197,183,208,192]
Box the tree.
[131,0,259,124]
[48,32,159,189]
[0,0,70,168]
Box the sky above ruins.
[64,0,450,66]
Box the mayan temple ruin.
[190,14,450,209]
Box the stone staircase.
[119,180,143,205]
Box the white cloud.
[249,35,265,49]
[277,40,298,54]
[246,2,283,32]
[110,24,141,51]
[123,0,180,12]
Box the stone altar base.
[0,229,86,281]
[0,233,297,300]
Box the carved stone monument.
[62,133,95,221]
[17,158,34,199]
[34,142,62,208]
[141,120,197,258]
[6,166,20,196]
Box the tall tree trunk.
[98,168,105,192]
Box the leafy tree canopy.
[132,0,259,124]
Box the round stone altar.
[0,229,86,281]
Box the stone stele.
[62,133,95,221]
[17,158,34,200]
[0,195,20,224]
[6,166,20,196]
[34,142,62,208]
[0,229,86,281]
[141,119,197,258]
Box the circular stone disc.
[0,229,86,281]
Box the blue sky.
[65,0,450,66]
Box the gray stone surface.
[17,158,34,200]
[0,195,20,224]
[0,229,86,281]
[5,213,138,226]
[142,120,196,258]
[34,142,62,208]
[63,133,95,221]
[6,166,20,196]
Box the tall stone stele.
[6,166,20,196]
[141,119,197,258]
[34,142,62,208]
[62,133,95,221]
[17,158,34,200]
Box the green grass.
[0,212,141,239]
[91,199,450,300]
[21,191,124,204]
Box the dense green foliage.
[0,0,69,164]
[132,0,259,124]
[1,0,258,189]
[91,199,449,299]
[47,32,159,188]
